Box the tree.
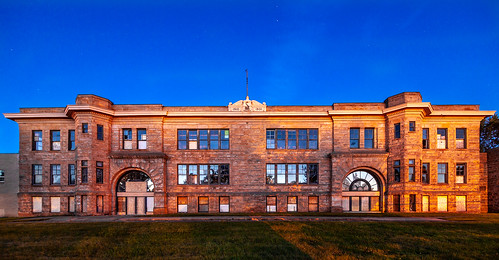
[480,113,499,152]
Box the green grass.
[1,215,498,259]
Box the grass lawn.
[1,215,498,259]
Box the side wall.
[488,148,499,212]
[0,154,19,217]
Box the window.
[177,196,188,213]
[437,128,447,149]
[394,123,401,139]
[266,164,318,185]
[393,160,400,182]
[456,196,467,212]
[69,196,76,213]
[266,196,277,212]
[409,194,416,212]
[96,195,103,213]
[82,123,88,133]
[0,170,4,183]
[409,121,416,132]
[137,129,147,149]
[68,130,76,151]
[219,196,230,213]
[350,128,360,148]
[393,195,400,212]
[178,129,229,150]
[50,197,60,213]
[364,128,374,149]
[456,128,467,149]
[178,164,229,185]
[287,196,298,212]
[97,124,104,140]
[422,195,429,212]
[81,195,87,213]
[50,164,61,185]
[266,129,318,149]
[32,197,42,213]
[422,163,430,184]
[68,164,76,185]
[437,196,448,211]
[198,196,209,212]
[50,130,61,151]
[456,163,466,184]
[81,160,88,183]
[32,164,42,185]
[32,130,42,151]
[408,159,415,182]
[437,163,448,183]
[308,196,319,212]
[96,161,103,184]
[123,129,133,149]
[422,128,429,149]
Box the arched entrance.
[116,170,155,215]
[341,170,382,212]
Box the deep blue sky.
[1,0,498,153]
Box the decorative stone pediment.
[228,97,266,112]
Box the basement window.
[177,196,188,213]
[266,196,277,212]
[287,196,298,212]
[219,196,230,213]
[198,196,209,213]
[308,196,319,212]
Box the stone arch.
[341,167,385,212]
[113,168,156,215]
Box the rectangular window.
[97,124,104,140]
[266,129,318,149]
[81,195,87,213]
[266,196,277,212]
[68,130,75,151]
[437,196,448,211]
[0,170,4,183]
[422,163,430,184]
[437,128,447,149]
[177,196,188,213]
[350,128,360,148]
[32,197,42,213]
[408,159,415,182]
[69,196,76,213]
[68,164,76,185]
[81,160,88,183]
[422,195,429,212]
[179,129,229,150]
[50,164,61,185]
[438,163,448,183]
[409,121,416,132]
[308,196,319,212]
[219,196,230,213]
[422,128,429,149]
[393,195,400,212]
[456,195,467,212]
[32,130,42,151]
[456,163,466,184]
[50,197,60,213]
[409,194,416,212]
[394,123,401,139]
[178,164,229,185]
[267,164,318,185]
[198,196,209,213]
[137,129,147,149]
[82,123,88,133]
[50,130,61,151]
[393,160,400,182]
[96,195,103,213]
[287,196,298,212]
[32,164,42,185]
[123,129,133,149]
[364,128,374,149]
[456,128,467,149]
[96,161,103,184]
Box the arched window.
[342,171,378,191]
[117,171,154,192]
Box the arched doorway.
[341,170,382,212]
[116,170,155,215]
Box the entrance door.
[342,170,382,212]
[116,170,155,215]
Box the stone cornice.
[3,112,68,120]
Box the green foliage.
[481,113,499,152]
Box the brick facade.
[488,148,499,212]
[4,92,494,216]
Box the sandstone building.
[3,92,494,216]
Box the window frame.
[456,163,467,184]
[32,130,42,151]
[68,164,76,185]
[308,196,319,212]
[421,163,430,184]
[266,163,318,185]
[68,130,76,151]
[50,164,61,185]
[409,194,416,212]
[409,121,416,132]
[437,128,447,149]
[219,196,230,213]
[0,169,4,183]
[177,164,230,185]
[287,196,298,212]
[349,128,360,149]
[32,164,42,185]
[137,128,147,150]
[422,128,430,149]
[266,196,277,212]
[408,159,415,182]
[456,128,467,149]
[364,128,375,149]
[96,161,104,184]
[82,123,88,133]
[394,123,401,139]
[177,196,188,213]
[50,130,61,151]
[97,124,104,140]
[437,163,448,184]
[393,160,400,182]
[198,196,209,213]
[266,129,319,150]
[178,129,229,150]
[122,128,133,150]
[81,160,88,184]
